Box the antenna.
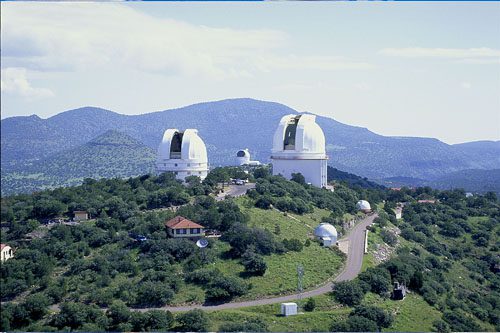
[297,264,304,311]
[196,238,209,263]
[196,239,208,248]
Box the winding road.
[139,213,376,313]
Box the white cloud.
[379,47,500,58]
[1,67,54,98]
[1,3,373,79]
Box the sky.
[1,2,499,144]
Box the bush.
[241,250,267,276]
[332,280,366,306]
[303,298,316,312]
[283,238,304,252]
[219,318,268,332]
[380,229,398,246]
[331,316,378,332]
[351,305,393,329]
[177,309,210,332]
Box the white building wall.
[272,158,327,188]
[157,161,208,181]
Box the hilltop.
[1,130,156,195]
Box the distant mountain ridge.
[1,130,156,195]
[2,98,499,184]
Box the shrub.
[283,238,304,252]
[380,229,398,246]
[241,250,267,276]
[177,309,210,332]
[303,298,316,312]
[332,280,366,306]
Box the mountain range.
[2,98,499,195]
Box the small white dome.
[313,223,338,238]
[236,149,250,158]
[271,114,326,158]
[356,200,371,211]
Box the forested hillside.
[1,130,156,195]
[1,167,498,332]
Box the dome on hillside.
[156,128,208,181]
[237,149,250,158]
[313,223,338,238]
[356,200,371,211]
[272,114,326,157]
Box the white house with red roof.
[165,216,205,238]
[1,243,14,262]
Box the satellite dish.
[196,239,209,248]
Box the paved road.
[215,183,256,201]
[138,213,376,313]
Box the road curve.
[137,213,376,313]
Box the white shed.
[281,302,298,316]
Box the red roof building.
[165,216,205,238]
[1,243,14,262]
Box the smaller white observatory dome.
[356,200,372,212]
[313,223,337,247]
[156,129,209,181]
[236,149,251,165]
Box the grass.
[206,291,440,332]
[209,202,344,300]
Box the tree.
[241,250,267,276]
[380,229,398,246]
[283,238,303,252]
[177,309,210,332]
[358,267,392,295]
[146,310,174,331]
[291,173,306,185]
[22,293,50,320]
[331,316,378,332]
[303,298,316,312]
[219,318,268,332]
[107,301,131,329]
[351,305,393,329]
[332,280,366,306]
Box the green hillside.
[1,130,156,195]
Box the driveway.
[137,213,377,312]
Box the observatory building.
[271,114,328,188]
[356,200,372,213]
[236,149,261,166]
[156,129,209,181]
[313,223,338,247]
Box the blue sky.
[1,2,499,144]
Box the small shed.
[392,282,407,300]
[281,302,298,316]
[73,211,89,221]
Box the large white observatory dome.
[271,114,328,187]
[156,129,209,181]
[272,114,326,158]
[356,200,372,212]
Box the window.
[175,163,178,167]
[191,228,200,234]
[187,163,191,167]
[187,171,191,175]
[176,229,187,234]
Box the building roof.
[1,243,9,250]
[271,114,327,158]
[165,216,204,229]
[74,211,88,214]
[313,223,338,238]
[157,128,208,163]
[417,199,436,204]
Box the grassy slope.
[210,198,343,300]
